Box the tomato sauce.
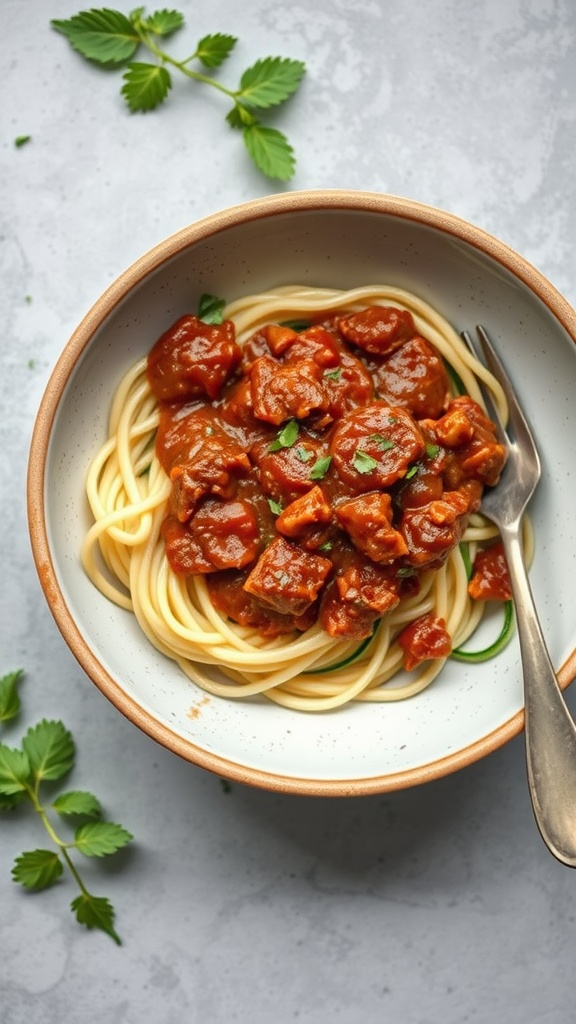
[147,305,507,658]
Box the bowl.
[27,189,576,795]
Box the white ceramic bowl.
[27,190,576,794]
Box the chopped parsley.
[269,419,299,451]
[368,433,395,451]
[352,449,378,474]
[309,455,332,480]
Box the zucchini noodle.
[81,285,514,711]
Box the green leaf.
[198,293,226,324]
[238,57,306,110]
[226,103,256,129]
[324,367,342,382]
[269,419,300,452]
[268,498,282,517]
[368,433,395,451]
[22,720,74,783]
[296,446,313,463]
[14,135,31,148]
[309,455,332,481]
[75,821,133,857]
[196,32,237,69]
[142,8,184,36]
[0,669,23,723]
[12,849,63,890]
[71,892,121,944]
[51,8,140,66]
[121,62,172,111]
[0,790,26,810]
[352,449,378,474]
[242,124,296,181]
[52,790,102,819]
[0,743,31,796]
[425,443,440,459]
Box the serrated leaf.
[52,790,102,819]
[198,293,226,324]
[238,57,306,110]
[71,892,121,944]
[0,669,23,723]
[226,103,256,129]
[242,123,296,181]
[22,720,74,783]
[51,8,140,66]
[75,821,133,857]
[142,8,184,36]
[0,790,26,810]
[196,32,237,69]
[0,743,31,795]
[12,849,63,890]
[121,62,172,111]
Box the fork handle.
[502,525,576,867]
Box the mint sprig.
[0,673,132,945]
[51,7,306,180]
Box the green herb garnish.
[51,8,306,180]
[268,498,283,516]
[269,419,299,451]
[14,135,31,148]
[405,465,419,479]
[324,367,342,381]
[352,449,378,474]
[198,293,226,324]
[0,671,132,944]
[368,433,395,450]
[309,455,332,480]
[425,443,440,459]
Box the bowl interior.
[31,192,576,793]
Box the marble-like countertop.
[3,2,576,1021]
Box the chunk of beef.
[168,434,251,522]
[401,490,471,568]
[330,403,425,491]
[372,335,450,419]
[275,486,332,538]
[148,315,241,401]
[432,396,507,488]
[243,537,332,616]
[338,305,415,355]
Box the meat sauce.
[147,305,507,668]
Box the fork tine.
[460,328,503,429]
[475,325,541,472]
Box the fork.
[461,325,576,868]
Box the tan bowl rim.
[27,188,576,795]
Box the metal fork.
[462,325,576,867]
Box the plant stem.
[29,789,90,897]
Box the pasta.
[81,285,519,711]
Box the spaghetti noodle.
[82,285,517,711]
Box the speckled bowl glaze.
[27,190,576,794]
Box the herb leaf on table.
[51,7,306,180]
[0,672,132,945]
